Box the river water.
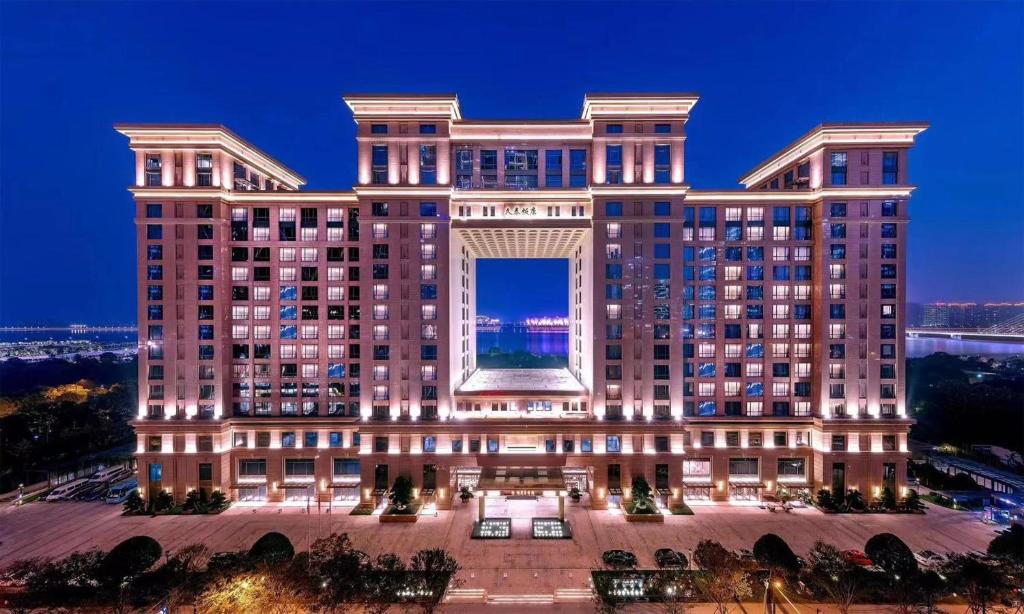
[2,330,1021,360]
[478,331,1024,360]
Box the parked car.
[842,549,873,567]
[654,548,687,569]
[106,479,139,504]
[602,550,638,569]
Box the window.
[882,152,899,184]
[419,145,437,185]
[371,145,388,184]
[830,152,847,185]
[605,145,622,184]
[371,124,388,134]
[545,149,563,187]
[419,123,436,134]
[606,436,621,453]
[605,201,623,217]
[654,145,670,183]
[569,149,587,187]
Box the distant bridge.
[0,325,138,333]
[908,313,1024,342]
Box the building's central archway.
[448,212,594,419]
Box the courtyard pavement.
[0,497,1001,608]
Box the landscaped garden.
[0,530,463,613]
[592,525,1024,612]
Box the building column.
[670,139,685,184]
[591,463,608,510]
[436,465,452,510]
[622,140,635,184]
[407,140,420,185]
[436,139,450,185]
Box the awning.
[608,487,623,496]
[728,480,766,487]
[477,466,566,491]
[656,488,672,496]
[681,480,714,487]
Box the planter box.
[380,513,418,523]
[624,512,664,523]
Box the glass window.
[830,152,848,185]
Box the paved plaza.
[0,498,1001,607]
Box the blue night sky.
[1,2,1021,324]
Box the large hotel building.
[118,93,926,510]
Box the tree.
[183,489,201,512]
[903,488,924,512]
[844,489,864,511]
[197,571,310,614]
[209,489,227,510]
[815,489,834,510]
[365,552,408,614]
[130,543,209,609]
[308,533,369,607]
[389,475,414,511]
[630,476,654,512]
[864,533,918,578]
[987,524,1024,562]
[881,487,898,510]
[692,540,751,614]
[941,553,1010,614]
[804,540,865,614]
[247,532,294,565]
[122,489,145,514]
[752,533,800,578]
[4,551,104,609]
[408,548,462,614]
[99,535,162,588]
[152,490,174,512]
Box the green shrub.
[99,535,162,586]
[248,532,294,565]
[122,489,145,514]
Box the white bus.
[44,478,90,502]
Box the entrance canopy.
[455,368,587,397]
[478,466,566,491]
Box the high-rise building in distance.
[118,93,925,510]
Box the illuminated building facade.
[119,93,926,509]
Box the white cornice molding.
[115,126,305,189]
[740,125,929,188]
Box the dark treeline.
[908,353,1024,453]
[0,355,137,491]
[0,354,137,398]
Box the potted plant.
[459,486,474,503]
[625,476,663,522]
[568,486,582,503]
[382,475,418,523]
